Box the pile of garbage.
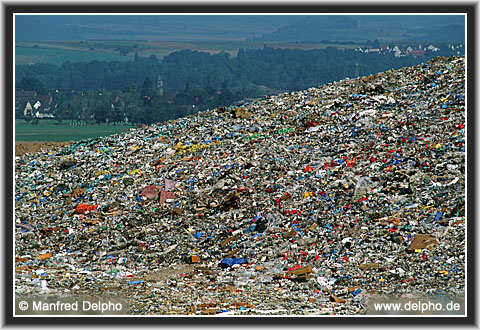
[15,56,465,315]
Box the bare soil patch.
[15,141,74,157]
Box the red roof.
[411,50,425,56]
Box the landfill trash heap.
[15,56,465,315]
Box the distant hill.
[423,24,465,42]
[15,14,465,43]
[250,15,465,43]
[248,16,358,42]
[14,15,306,41]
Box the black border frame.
[4,3,476,327]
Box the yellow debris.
[304,192,314,198]
[129,169,139,175]
[95,170,110,177]
[174,141,221,154]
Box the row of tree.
[16,44,463,125]
[16,45,462,94]
[38,78,262,125]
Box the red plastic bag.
[75,203,98,214]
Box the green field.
[15,40,361,66]
[15,119,136,142]
[15,45,134,65]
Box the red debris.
[74,204,98,214]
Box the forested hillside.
[16,45,461,93]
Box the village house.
[163,91,179,104]
[410,50,426,57]
[15,90,54,119]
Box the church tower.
[157,74,164,96]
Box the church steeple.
[157,74,164,96]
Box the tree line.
[18,76,259,125]
[16,45,462,125]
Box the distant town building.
[411,50,426,57]
[15,90,54,119]
[22,101,33,117]
[157,74,164,96]
[163,91,179,104]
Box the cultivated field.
[15,119,136,142]
[16,40,362,65]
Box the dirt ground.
[15,141,74,157]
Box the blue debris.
[193,232,204,239]
[219,258,248,268]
